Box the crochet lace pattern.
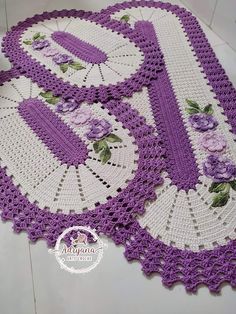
[1,1,236,293]
[1,9,163,104]
[100,1,236,292]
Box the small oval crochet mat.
[0,69,164,246]
[1,10,162,103]
[100,1,236,292]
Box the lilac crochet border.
[0,68,164,253]
[1,9,163,104]
[18,98,88,166]
[101,1,236,293]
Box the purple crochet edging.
[18,98,88,166]
[135,20,200,191]
[1,10,163,104]
[101,0,236,293]
[51,31,107,64]
[0,69,165,263]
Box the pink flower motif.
[70,108,92,125]
[43,47,59,57]
[199,131,227,153]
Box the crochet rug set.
[1,1,236,292]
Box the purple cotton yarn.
[52,53,73,64]
[51,31,108,64]
[203,155,236,182]
[189,113,218,132]
[86,119,112,140]
[32,39,50,50]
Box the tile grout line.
[4,0,9,31]
[28,241,38,314]
[209,0,218,28]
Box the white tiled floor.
[0,1,236,314]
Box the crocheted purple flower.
[199,131,227,153]
[70,108,92,125]
[56,99,78,114]
[203,155,236,182]
[189,113,218,132]
[32,39,50,50]
[86,119,112,140]
[43,47,59,57]
[53,54,73,64]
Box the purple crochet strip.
[18,98,88,166]
[135,21,200,190]
[51,31,107,64]
[2,10,163,104]
[101,0,236,293]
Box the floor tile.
[213,43,236,88]
[198,21,225,47]
[0,35,11,70]
[30,237,236,314]
[0,221,35,314]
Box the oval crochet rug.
[1,1,236,293]
[1,9,162,103]
[100,0,236,293]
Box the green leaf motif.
[209,182,229,193]
[229,180,236,191]
[211,191,230,207]
[33,32,41,40]
[39,91,54,98]
[100,147,111,165]
[185,99,200,109]
[46,96,60,105]
[23,40,32,45]
[185,107,200,115]
[120,15,130,23]
[60,63,69,73]
[105,134,122,143]
[69,62,85,71]
[39,35,46,40]
[203,104,214,115]
[93,140,107,154]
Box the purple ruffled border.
[1,9,163,104]
[100,0,236,293]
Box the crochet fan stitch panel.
[1,9,163,104]
[101,1,236,292]
[0,69,164,249]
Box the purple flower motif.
[203,155,236,182]
[43,47,59,57]
[32,39,50,50]
[70,108,92,125]
[56,99,78,114]
[86,119,112,140]
[52,54,73,64]
[189,113,218,132]
[199,131,227,153]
